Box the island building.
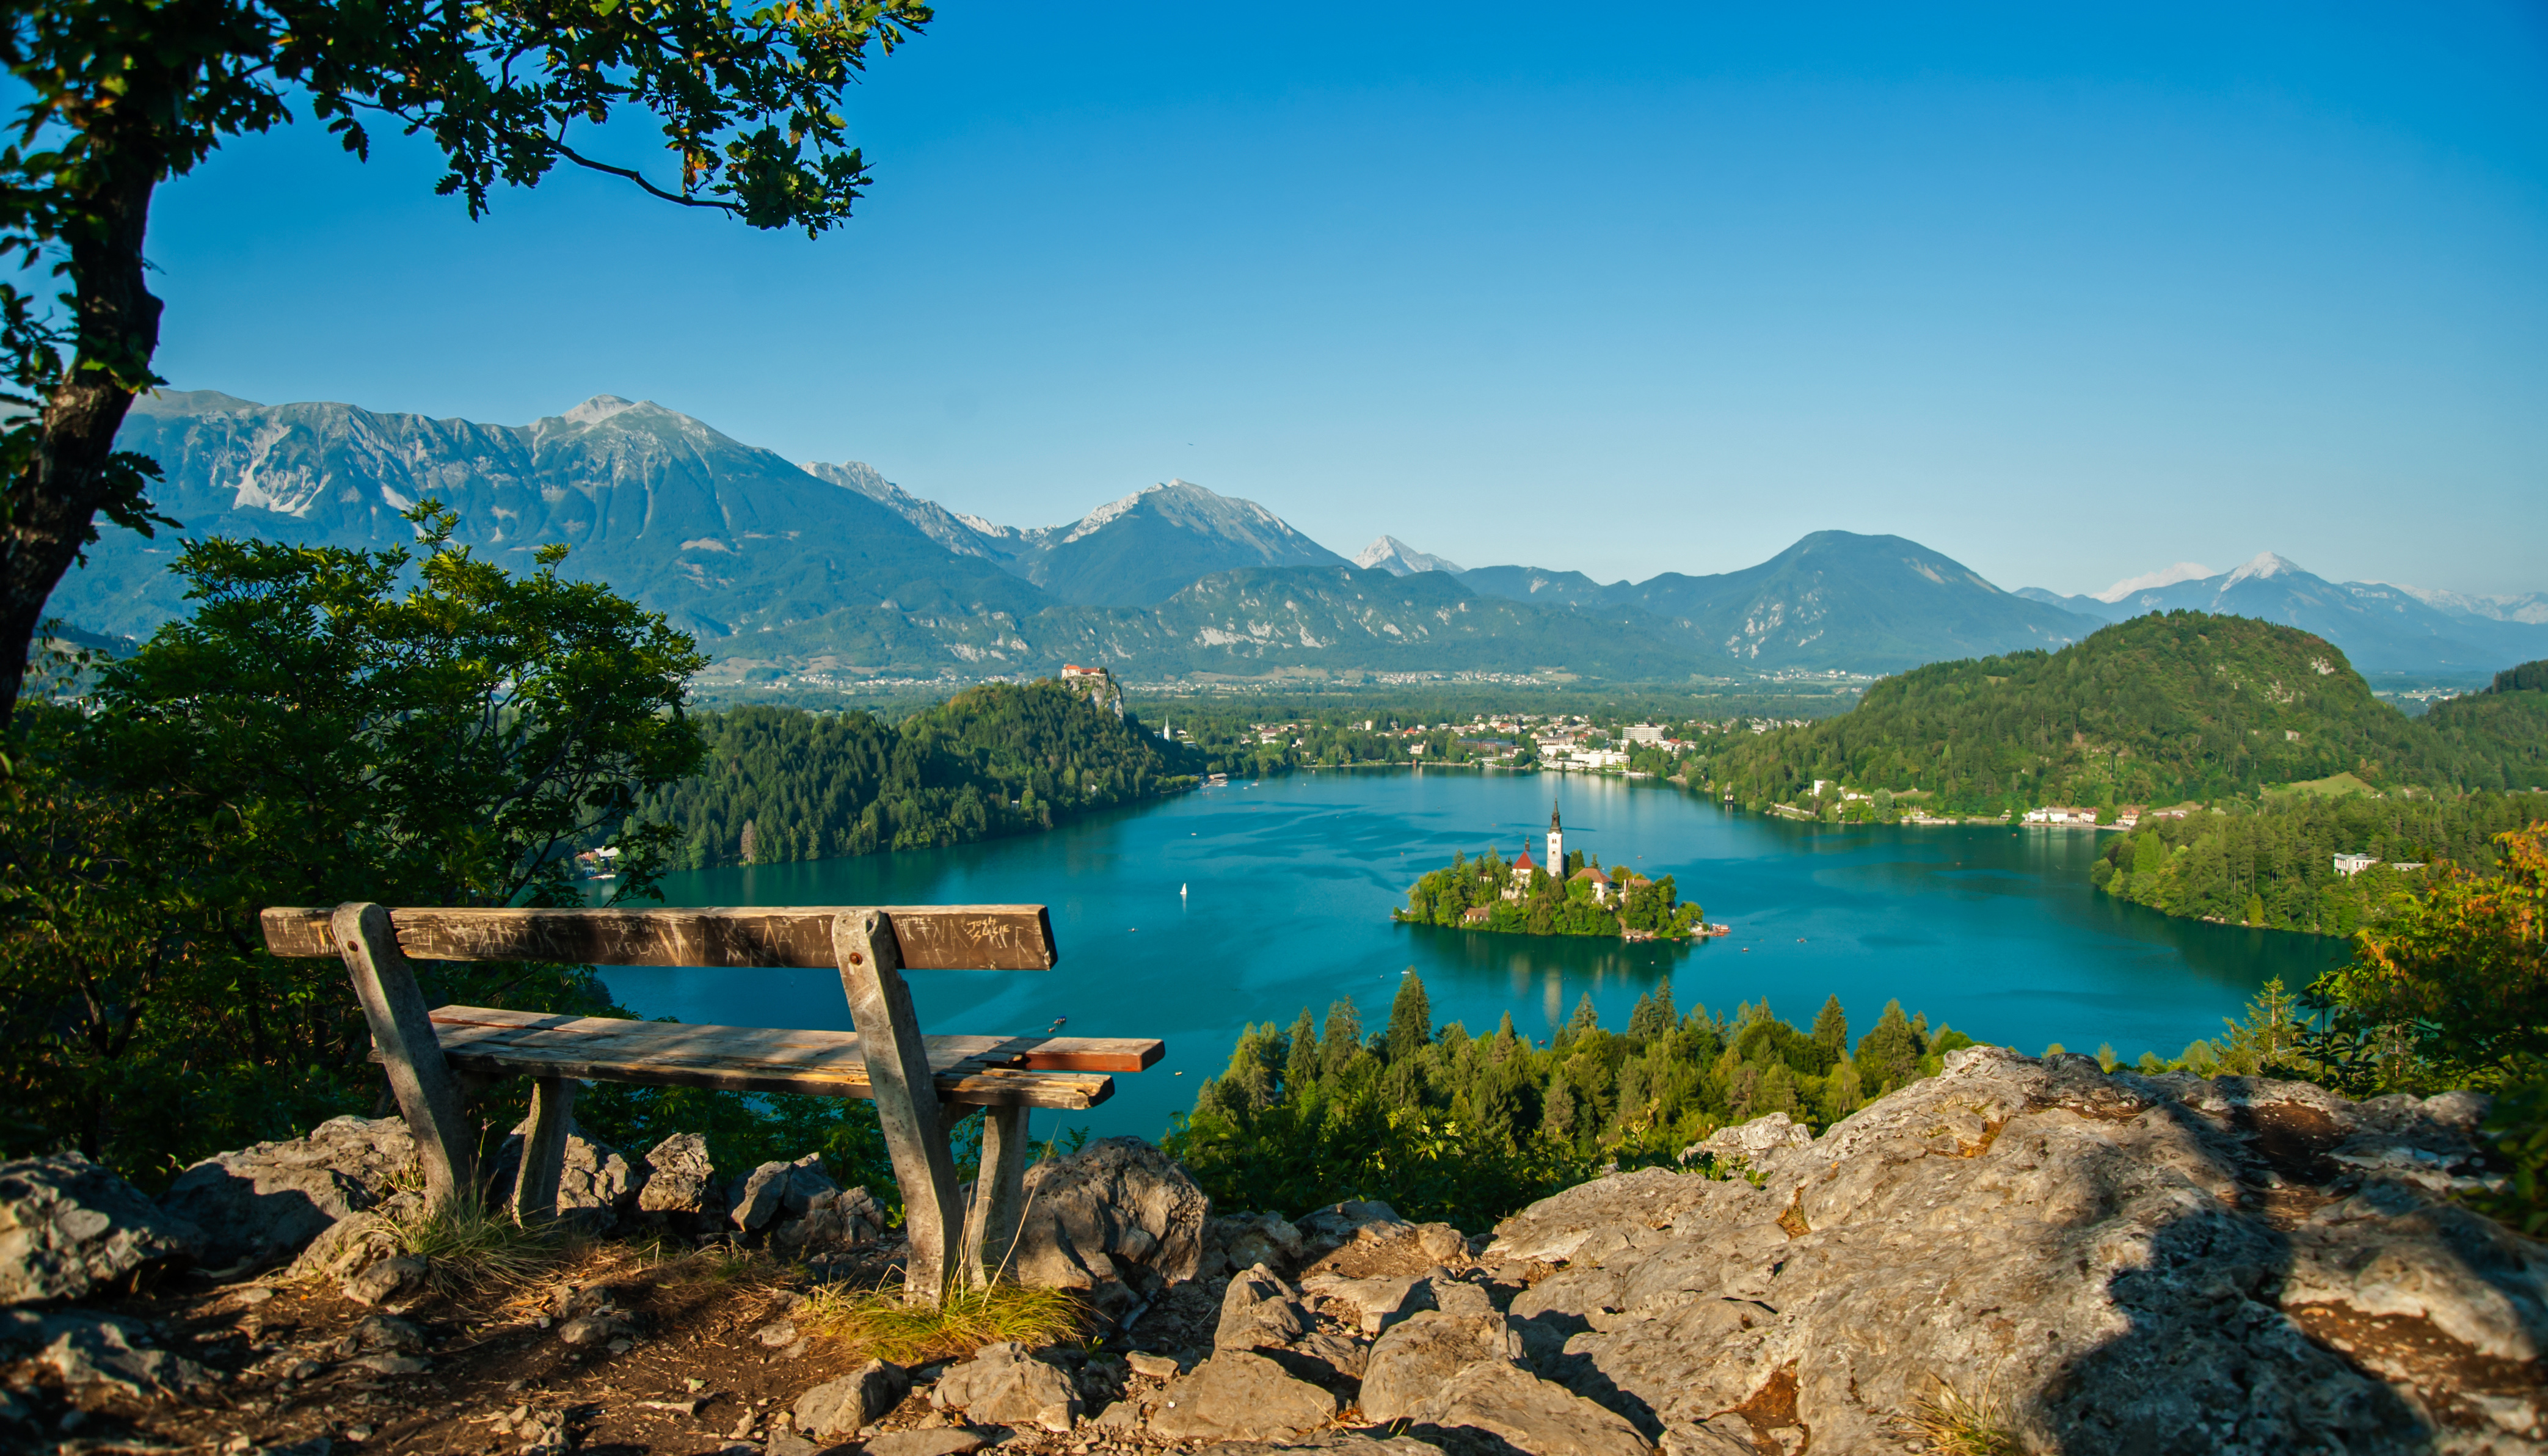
[1547,800,1565,870]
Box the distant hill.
[1465,533,2101,674]
[740,563,1709,681]
[2422,659,2548,791]
[2017,553,2548,675]
[1710,611,2513,814]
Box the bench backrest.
[260,905,1058,970]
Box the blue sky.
[144,1,2546,597]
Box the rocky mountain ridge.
[54,390,2536,683]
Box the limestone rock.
[931,1340,1080,1432]
[1493,1046,2548,1456]
[1204,1211,1306,1277]
[1192,1438,1441,1456]
[795,1358,911,1438]
[774,1185,887,1257]
[40,1316,209,1396]
[1124,1350,1182,1380]
[343,1254,428,1306]
[1149,1350,1341,1440]
[1007,1137,1207,1312]
[486,1123,643,1231]
[1217,1263,1312,1352]
[158,1115,414,1267]
[0,1154,204,1305]
[1295,1199,1410,1260]
[1676,1110,1813,1170]
[1360,1300,1524,1425]
[633,1134,727,1231]
[285,1211,398,1286]
[1409,1358,1653,1456]
[865,1430,991,1456]
[1303,1273,1432,1336]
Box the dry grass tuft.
[1906,1374,2020,1455]
[799,1279,1085,1366]
[386,1198,567,1292]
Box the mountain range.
[2012,554,2548,675]
[48,390,2543,685]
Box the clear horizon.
[139,1,2547,598]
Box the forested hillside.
[1711,613,2516,815]
[635,680,1199,868]
[2092,791,2541,934]
[2423,660,2548,790]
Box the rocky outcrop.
[1149,1350,1342,1440]
[931,1341,1080,1432]
[1490,1046,2546,1456]
[1006,1137,1208,1312]
[795,1359,909,1438]
[157,1115,414,1269]
[1217,1264,1314,1352]
[486,1123,644,1231]
[0,1155,204,1304]
[633,1133,729,1232]
[1204,1210,1307,1278]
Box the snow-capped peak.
[1061,482,1168,544]
[1355,536,1466,576]
[562,395,641,424]
[2222,551,2304,588]
[2093,561,2216,602]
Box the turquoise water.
[604,771,2349,1145]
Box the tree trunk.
[0,169,162,723]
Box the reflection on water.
[605,771,2350,1143]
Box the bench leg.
[965,1105,1031,1286]
[834,910,964,1306]
[511,1076,578,1225]
[332,903,477,1209]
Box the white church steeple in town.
[1547,800,1565,874]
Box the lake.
[606,770,2349,1146]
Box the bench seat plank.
[421,1006,1115,1110]
[429,1006,1162,1072]
[261,905,1058,971]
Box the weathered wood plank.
[512,1077,577,1223]
[260,905,1058,971]
[839,911,968,1305]
[333,904,477,1208]
[424,1006,1162,1073]
[964,1105,1031,1286]
[415,1022,1114,1110]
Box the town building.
[1547,801,1565,872]
[2332,853,2378,877]
[2023,806,2099,825]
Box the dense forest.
[2093,791,2543,935]
[1395,847,1705,939]
[1168,973,1973,1225]
[634,679,1201,868]
[2422,660,2548,792]
[1710,615,2539,816]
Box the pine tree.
[1493,1011,1519,1061]
[1284,1008,1320,1095]
[1557,992,1601,1048]
[1811,996,1849,1057]
[1320,999,1364,1079]
[1387,971,1433,1062]
[1542,1077,1578,1140]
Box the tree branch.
[552,140,739,214]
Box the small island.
[1393,803,1720,941]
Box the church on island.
[1391,799,1727,941]
[1502,801,1635,905]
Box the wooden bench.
[260,902,1163,1303]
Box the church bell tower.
[1546,801,1565,874]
